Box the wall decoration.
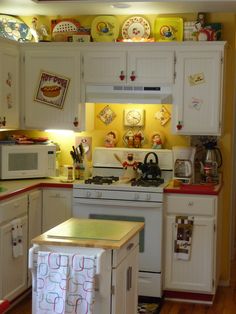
[35,71,70,109]
[188,72,205,86]
[91,16,119,42]
[75,136,92,161]
[124,108,145,127]
[123,129,145,148]
[154,105,171,126]
[0,14,32,42]
[190,97,203,110]
[97,105,116,125]
[122,16,151,41]
[154,17,183,42]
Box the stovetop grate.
[131,177,164,187]
[84,176,119,185]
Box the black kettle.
[138,152,161,179]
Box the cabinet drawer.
[112,234,139,267]
[0,194,28,224]
[165,194,216,216]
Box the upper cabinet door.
[22,47,82,130]
[173,47,224,135]
[0,40,20,129]
[81,46,175,86]
[82,50,126,84]
[127,50,175,85]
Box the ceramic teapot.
[137,152,161,179]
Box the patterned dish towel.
[174,216,194,261]
[35,250,104,314]
[11,218,23,258]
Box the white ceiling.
[1,0,236,16]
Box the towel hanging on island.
[174,216,194,261]
[35,249,104,314]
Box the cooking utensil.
[113,153,123,165]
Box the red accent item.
[164,290,214,303]
[130,72,136,81]
[177,122,182,130]
[0,300,10,313]
[119,74,125,80]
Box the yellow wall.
[5,12,235,284]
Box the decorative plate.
[122,16,150,40]
[91,16,119,42]
[155,17,183,42]
[0,15,32,42]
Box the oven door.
[73,197,163,297]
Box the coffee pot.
[200,142,222,183]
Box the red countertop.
[0,177,74,201]
[164,181,222,195]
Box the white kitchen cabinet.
[112,238,139,314]
[21,44,84,131]
[81,44,175,86]
[28,189,42,287]
[172,42,226,135]
[0,194,28,301]
[0,38,20,129]
[164,192,222,297]
[42,188,72,232]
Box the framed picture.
[35,71,70,109]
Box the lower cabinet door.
[42,189,72,232]
[164,215,215,293]
[112,243,139,314]
[0,215,28,300]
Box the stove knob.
[134,193,139,200]
[145,194,151,201]
[96,191,102,198]
[86,191,92,198]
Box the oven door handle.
[73,198,162,208]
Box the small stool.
[0,300,10,313]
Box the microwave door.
[1,148,46,179]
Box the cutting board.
[47,218,136,241]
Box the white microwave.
[0,144,56,180]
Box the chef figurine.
[104,131,118,148]
[122,153,138,170]
[151,131,165,149]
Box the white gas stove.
[73,147,173,298]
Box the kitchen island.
[30,218,144,314]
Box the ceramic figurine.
[104,130,118,148]
[151,131,165,149]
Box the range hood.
[85,85,172,104]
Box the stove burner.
[85,176,119,185]
[131,177,164,187]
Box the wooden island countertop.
[32,218,144,250]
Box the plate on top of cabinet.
[154,17,183,42]
[0,14,32,42]
[91,15,119,42]
[122,16,151,40]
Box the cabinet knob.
[188,201,194,206]
[73,117,79,127]
[130,71,136,81]
[119,70,125,81]
[0,117,6,127]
